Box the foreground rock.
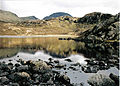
[28,60,51,73]
[87,74,117,86]
[0,60,73,86]
[109,73,119,86]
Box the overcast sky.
[0,0,119,19]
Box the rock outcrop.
[76,12,113,24]
[78,13,119,42]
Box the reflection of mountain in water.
[0,37,85,58]
[0,37,118,62]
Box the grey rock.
[29,60,51,73]
[8,83,20,86]
[0,72,9,77]
[109,73,119,85]
[87,74,116,86]
[15,65,29,72]
[0,76,9,85]
[55,74,70,85]
[8,72,31,82]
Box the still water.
[0,36,119,85]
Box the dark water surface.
[0,37,119,85]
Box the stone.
[0,77,9,85]
[48,58,53,62]
[29,60,51,73]
[54,60,59,64]
[81,65,99,73]
[65,59,72,62]
[9,83,20,86]
[15,65,29,72]
[15,63,21,67]
[87,74,116,86]
[69,66,77,71]
[55,74,70,85]
[109,73,119,86]
[0,63,10,72]
[8,72,31,82]
[55,64,65,69]
[8,63,14,69]
[0,72,9,77]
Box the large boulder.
[55,74,71,85]
[28,60,51,73]
[8,72,31,82]
[87,74,116,86]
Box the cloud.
[1,0,119,19]
[51,0,116,8]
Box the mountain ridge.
[43,12,72,20]
[20,16,39,21]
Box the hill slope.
[0,10,21,22]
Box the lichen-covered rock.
[29,60,51,73]
[87,74,116,86]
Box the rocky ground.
[0,59,73,86]
[0,55,119,86]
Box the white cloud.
[0,0,119,19]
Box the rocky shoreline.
[0,55,119,86]
[0,58,73,86]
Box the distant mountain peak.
[20,16,38,21]
[43,12,72,20]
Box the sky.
[0,0,119,19]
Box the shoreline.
[0,35,78,38]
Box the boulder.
[9,83,20,86]
[87,74,116,86]
[8,72,31,82]
[55,74,70,85]
[15,65,29,72]
[109,73,119,85]
[0,77,9,85]
[29,60,51,73]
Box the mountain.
[0,10,119,38]
[43,12,72,20]
[76,12,113,24]
[20,16,38,21]
[0,10,21,22]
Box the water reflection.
[0,37,118,85]
[0,37,85,58]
